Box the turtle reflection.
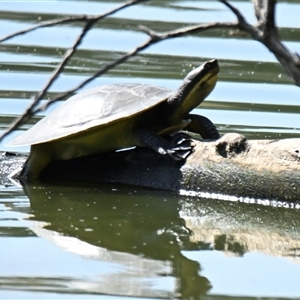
[25,183,211,299]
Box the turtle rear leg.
[137,129,194,161]
[20,145,52,180]
[186,113,220,139]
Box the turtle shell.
[8,83,173,147]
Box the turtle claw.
[165,132,195,161]
[139,129,194,161]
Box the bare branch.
[220,0,262,39]
[251,0,276,28]
[36,21,239,113]
[140,21,239,40]
[0,16,89,44]
[252,0,264,21]
[264,0,277,29]
[220,0,300,86]
[221,0,248,25]
[2,22,96,143]
[0,0,148,44]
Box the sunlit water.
[1,1,300,299]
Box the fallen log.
[1,133,299,201]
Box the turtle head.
[169,59,219,117]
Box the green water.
[0,1,300,299]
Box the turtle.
[7,59,220,179]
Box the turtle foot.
[165,132,195,161]
[138,129,194,161]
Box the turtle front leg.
[137,129,194,161]
[186,113,220,139]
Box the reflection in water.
[181,198,300,261]
[24,182,211,299]
[19,181,300,299]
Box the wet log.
[1,133,299,201]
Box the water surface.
[1,1,300,299]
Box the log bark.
[1,133,299,202]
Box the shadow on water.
[15,180,300,299]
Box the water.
[1,1,300,299]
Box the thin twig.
[0,0,148,44]
[3,21,97,142]
[0,16,89,44]
[36,21,239,113]
[220,0,261,39]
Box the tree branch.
[220,0,300,86]
[0,0,148,44]
[0,16,89,44]
[36,21,238,112]
[264,1,276,29]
